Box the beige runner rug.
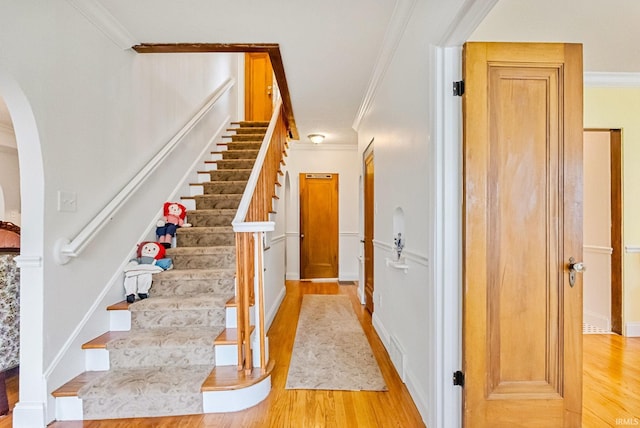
[285,294,387,391]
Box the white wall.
[263,169,287,329]
[583,130,612,330]
[0,2,240,424]
[354,0,470,426]
[284,143,360,281]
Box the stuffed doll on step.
[123,241,172,303]
[156,202,191,248]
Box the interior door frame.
[585,128,623,334]
[363,142,374,313]
[299,172,339,279]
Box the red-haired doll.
[123,241,172,303]
[156,202,191,248]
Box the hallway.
[1,281,639,426]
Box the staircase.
[53,121,275,421]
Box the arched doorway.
[0,69,47,427]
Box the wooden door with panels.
[364,150,375,313]
[245,52,274,121]
[462,42,583,427]
[299,173,339,279]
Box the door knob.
[300,234,304,239]
[568,257,586,287]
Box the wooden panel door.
[300,173,339,279]
[364,151,375,313]
[245,52,274,121]
[462,42,583,427]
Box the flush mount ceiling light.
[307,133,325,144]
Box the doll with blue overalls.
[156,202,191,248]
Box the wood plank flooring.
[1,281,639,427]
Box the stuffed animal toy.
[123,241,172,303]
[156,202,192,248]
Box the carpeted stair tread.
[153,267,235,279]
[130,294,232,312]
[227,127,268,134]
[177,226,233,234]
[78,365,213,419]
[204,169,253,181]
[202,181,248,195]
[176,226,235,247]
[167,246,235,256]
[230,120,270,127]
[78,365,213,397]
[106,326,222,350]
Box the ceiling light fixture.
[307,133,325,144]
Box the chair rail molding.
[584,72,640,87]
[53,78,235,265]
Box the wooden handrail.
[233,99,288,373]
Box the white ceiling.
[2,1,639,147]
[98,0,398,146]
[470,0,640,73]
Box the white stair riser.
[56,396,83,421]
[109,310,131,331]
[210,153,223,161]
[225,306,255,328]
[85,349,110,371]
[197,172,211,183]
[214,344,237,366]
[202,376,271,413]
[189,184,204,197]
[182,199,196,211]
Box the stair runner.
[75,121,269,419]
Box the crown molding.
[352,0,417,131]
[439,0,499,46]
[66,0,136,50]
[584,72,640,87]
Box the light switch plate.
[58,191,77,212]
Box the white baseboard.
[584,310,611,331]
[266,286,286,331]
[339,272,360,281]
[624,322,640,337]
[285,272,300,280]
[12,402,47,427]
[404,365,429,426]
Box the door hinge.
[453,80,465,96]
[453,370,465,387]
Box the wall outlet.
[57,191,77,212]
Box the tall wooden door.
[462,42,583,427]
[245,52,274,121]
[364,150,375,313]
[299,173,339,279]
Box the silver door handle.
[300,234,304,239]
[568,257,586,287]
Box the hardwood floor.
[583,334,640,427]
[2,282,639,427]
